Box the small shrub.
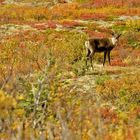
[0,90,25,139]
[72,59,86,76]
[126,19,140,30]
[96,72,140,106]
[95,75,111,85]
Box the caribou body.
[85,33,121,67]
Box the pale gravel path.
[65,65,140,95]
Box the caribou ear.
[111,31,115,36]
[116,34,121,39]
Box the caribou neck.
[110,37,117,45]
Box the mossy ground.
[0,1,140,140]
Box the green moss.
[112,25,130,32]
[95,74,111,85]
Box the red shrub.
[99,107,118,123]
[61,20,82,28]
[96,27,112,35]
[93,0,123,8]
[47,21,57,28]
[32,23,47,30]
[31,21,57,30]
[92,0,140,8]
[85,30,108,38]
[131,49,140,57]
[111,58,126,67]
[0,0,4,4]
[127,0,140,7]
[80,13,107,20]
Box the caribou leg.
[108,51,111,65]
[89,50,95,68]
[103,51,107,66]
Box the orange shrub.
[80,12,108,20]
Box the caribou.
[85,32,121,67]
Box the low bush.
[96,72,140,108]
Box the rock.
[118,15,140,21]
[0,24,37,38]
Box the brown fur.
[85,33,121,67]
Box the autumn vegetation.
[0,0,140,140]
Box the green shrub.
[96,72,140,109]
[95,74,111,85]
[45,29,87,67]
